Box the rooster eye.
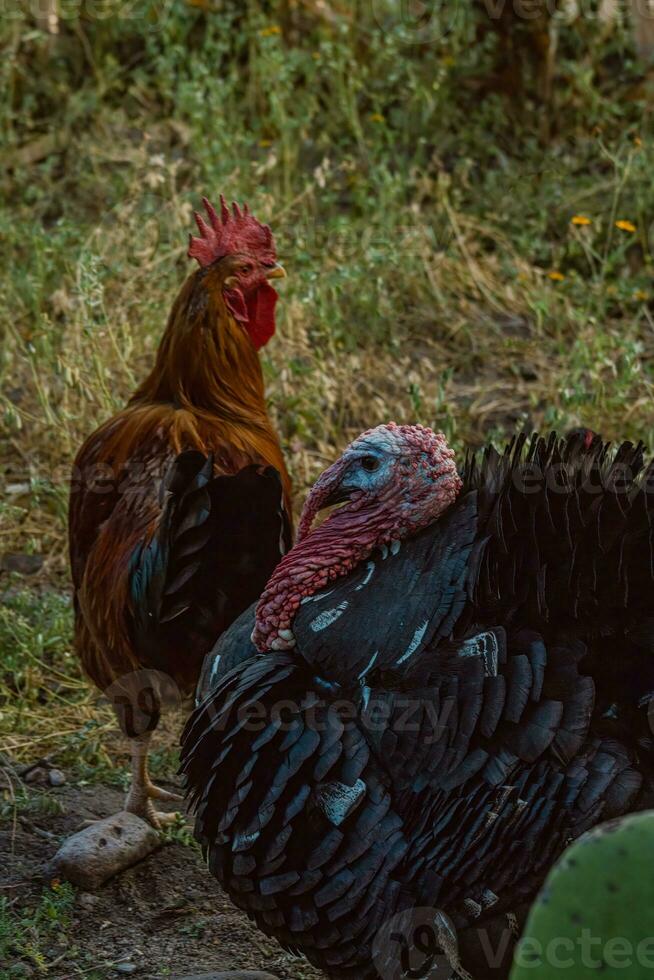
[361,456,380,473]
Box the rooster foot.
[124,779,184,829]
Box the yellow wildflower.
[571,215,592,226]
[369,113,386,124]
[259,25,281,37]
[259,139,272,148]
[634,289,649,302]
[615,220,636,233]
[548,271,565,281]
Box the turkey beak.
[266,263,286,280]
[318,484,354,509]
[297,457,352,541]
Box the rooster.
[182,425,654,978]
[69,195,291,827]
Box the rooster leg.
[124,733,184,828]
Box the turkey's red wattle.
[251,503,390,652]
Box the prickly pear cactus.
[511,810,654,980]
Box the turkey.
[181,424,654,979]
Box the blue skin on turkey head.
[292,490,479,688]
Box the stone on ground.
[51,811,159,890]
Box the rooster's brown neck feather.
[90,266,290,503]
[134,269,266,418]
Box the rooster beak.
[266,263,286,280]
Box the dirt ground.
[1,777,323,980]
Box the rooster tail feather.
[129,451,215,667]
[130,452,291,677]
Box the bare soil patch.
[1,781,322,980]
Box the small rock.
[48,768,66,787]
[77,892,100,911]
[10,964,34,977]
[24,766,49,785]
[51,811,160,891]
[115,964,138,975]
[1,552,43,574]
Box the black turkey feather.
[292,488,478,687]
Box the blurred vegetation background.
[1,0,654,776]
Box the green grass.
[0,587,115,768]
[0,881,75,978]
[1,2,654,763]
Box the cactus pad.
[511,810,654,979]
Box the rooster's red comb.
[188,195,276,268]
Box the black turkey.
[181,425,654,979]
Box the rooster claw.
[147,785,183,803]
[126,801,184,829]
[125,777,185,828]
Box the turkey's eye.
[361,456,380,473]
